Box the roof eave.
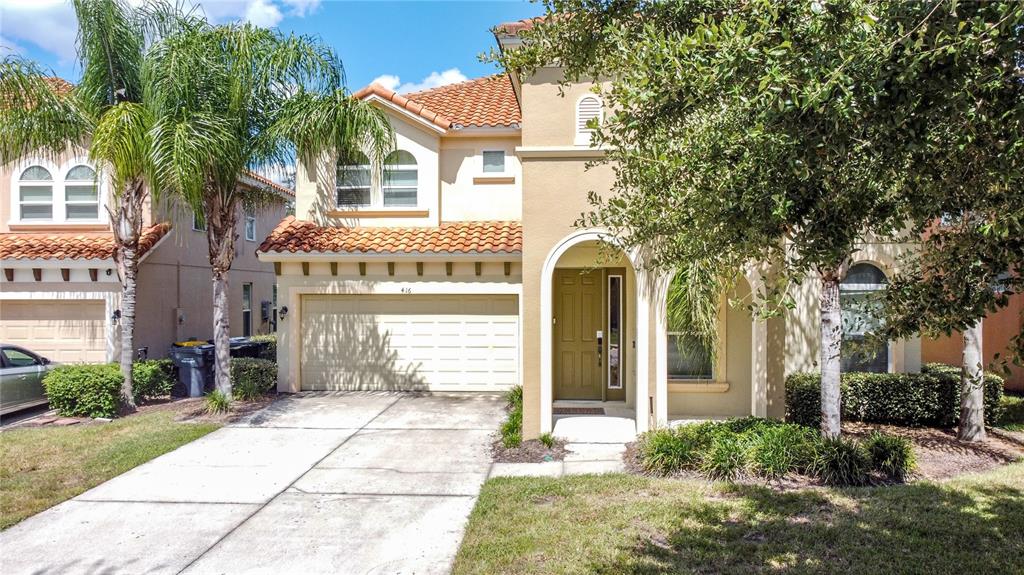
[256,251,522,262]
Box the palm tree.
[145,21,392,399]
[0,0,193,412]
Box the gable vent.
[576,96,602,144]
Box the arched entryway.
[539,229,649,437]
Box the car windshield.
[2,348,40,368]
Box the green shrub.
[539,432,556,448]
[864,431,916,480]
[746,424,817,479]
[132,359,174,402]
[637,423,717,475]
[44,364,123,418]
[250,334,277,362]
[786,365,1004,428]
[230,358,276,401]
[206,390,230,414]
[699,434,747,481]
[808,436,871,486]
[499,385,524,448]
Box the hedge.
[249,334,277,362]
[132,359,175,402]
[44,364,123,418]
[786,363,1004,428]
[230,357,277,400]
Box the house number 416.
[400,288,412,294]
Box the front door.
[554,269,604,400]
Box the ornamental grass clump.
[807,436,871,487]
[500,385,524,448]
[864,431,917,481]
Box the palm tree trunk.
[820,271,842,438]
[958,319,986,442]
[110,178,146,413]
[207,194,237,400]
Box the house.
[257,20,922,439]
[0,81,291,363]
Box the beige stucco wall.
[439,136,521,222]
[520,67,610,148]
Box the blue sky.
[0,0,540,92]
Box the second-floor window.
[244,213,257,241]
[14,163,103,224]
[383,150,417,207]
[336,149,418,209]
[18,166,53,220]
[482,150,506,174]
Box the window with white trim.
[64,165,99,220]
[18,165,54,221]
[666,273,715,380]
[10,160,106,224]
[382,150,417,207]
[482,150,506,174]
[840,263,889,373]
[192,210,206,232]
[244,213,257,241]
[575,96,603,146]
[336,151,372,207]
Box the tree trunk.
[958,319,986,442]
[206,193,238,399]
[819,272,842,438]
[110,178,146,413]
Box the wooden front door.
[554,269,604,400]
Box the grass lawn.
[999,394,1024,432]
[0,406,220,530]
[454,463,1024,575]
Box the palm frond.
[273,90,395,166]
[0,57,92,163]
[73,0,145,112]
[666,259,725,365]
[90,101,153,197]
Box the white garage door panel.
[0,300,106,363]
[301,294,519,392]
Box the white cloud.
[281,0,320,17]
[0,34,26,57]
[243,0,282,27]
[371,68,468,94]
[0,1,78,64]
[0,0,322,63]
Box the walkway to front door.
[0,392,504,575]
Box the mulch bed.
[492,436,570,463]
[623,422,1024,488]
[844,421,1024,481]
[175,394,278,424]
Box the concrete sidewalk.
[0,391,504,575]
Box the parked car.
[0,344,54,415]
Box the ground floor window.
[242,283,252,337]
[666,273,714,380]
[840,262,889,372]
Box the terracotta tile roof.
[257,216,522,255]
[403,75,520,128]
[0,222,171,261]
[494,17,546,35]
[352,83,454,129]
[241,170,294,198]
[0,76,73,108]
[354,75,520,130]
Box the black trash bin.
[228,336,260,358]
[168,343,215,397]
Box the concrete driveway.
[0,392,504,575]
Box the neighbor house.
[0,79,291,363]
[257,19,927,439]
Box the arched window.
[575,96,602,146]
[336,151,372,207]
[840,263,889,373]
[382,150,417,207]
[64,165,99,220]
[18,165,54,220]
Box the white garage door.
[301,294,519,392]
[0,300,106,363]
